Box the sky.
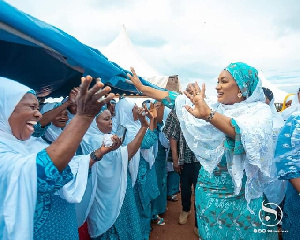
[5,0,300,98]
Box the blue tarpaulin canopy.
[0,0,163,97]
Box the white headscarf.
[175,79,274,205]
[0,78,48,240]
[114,98,141,186]
[281,90,300,121]
[77,114,128,237]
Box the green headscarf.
[225,62,259,99]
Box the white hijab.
[77,116,128,237]
[281,90,300,121]
[114,98,141,186]
[0,78,48,240]
[175,79,274,206]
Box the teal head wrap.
[225,62,259,99]
[26,89,37,95]
[96,105,108,118]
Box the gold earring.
[237,92,242,98]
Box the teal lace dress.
[134,129,159,240]
[33,149,76,240]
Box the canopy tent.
[102,26,181,92]
[0,1,163,97]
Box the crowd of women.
[0,62,299,240]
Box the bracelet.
[90,150,103,162]
[206,110,216,122]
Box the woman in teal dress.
[133,106,159,240]
[276,111,300,240]
[0,77,114,240]
[127,63,278,239]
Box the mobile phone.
[115,125,127,143]
[142,99,151,109]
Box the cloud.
[4,0,300,96]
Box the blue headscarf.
[26,89,37,95]
[225,62,259,99]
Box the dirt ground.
[150,194,198,240]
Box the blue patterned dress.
[33,149,76,240]
[151,125,168,217]
[134,129,159,240]
[92,172,143,240]
[276,113,300,240]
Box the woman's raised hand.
[137,107,149,127]
[127,67,143,91]
[184,82,211,120]
[76,76,115,119]
[143,102,157,120]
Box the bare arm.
[184,82,236,139]
[39,101,71,127]
[127,67,168,101]
[290,178,300,193]
[39,88,78,127]
[127,109,149,160]
[169,138,181,174]
[156,103,165,124]
[46,77,114,172]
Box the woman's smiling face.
[215,70,243,105]
[8,93,42,140]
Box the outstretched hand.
[184,82,211,120]
[143,102,157,119]
[68,87,79,106]
[127,67,143,91]
[76,76,115,119]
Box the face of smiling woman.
[8,93,42,141]
[215,70,243,105]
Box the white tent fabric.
[258,71,288,103]
[102,26,170,89]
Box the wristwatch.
[90,150,102,162]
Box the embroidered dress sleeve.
[141,129,158,149]
[224,119,245,155]
[32,122,51,138]
[161,91,180,109]
[276,114,300,180]
[36,149,73,193]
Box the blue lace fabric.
[34,149,75,239]
[275,113,300,240]
[224,118,245,154]
[32,122,50,138]
[276,114,300,180]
